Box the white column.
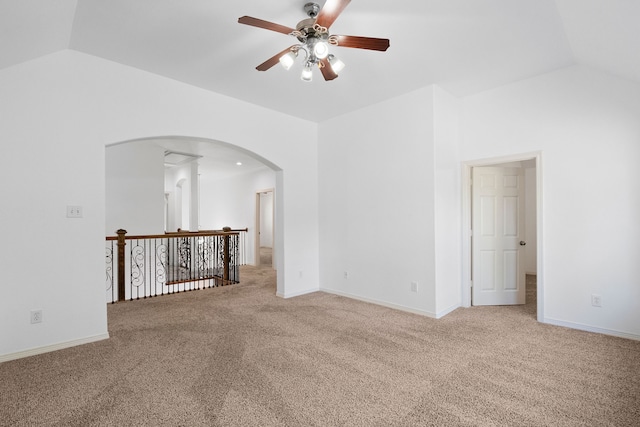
[189,161,199,230]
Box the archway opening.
[105,135,283,292]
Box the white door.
[472,167,526,305]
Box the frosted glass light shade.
[279,51,296,70]
[301,65,313,82]
[328,55,345,73]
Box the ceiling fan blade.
[238,16,295,35]
[315,0,351,29]
[319,59,338,81]
[333,35,390,51]
[256,46,297,71]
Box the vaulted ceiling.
[1,0,639,122]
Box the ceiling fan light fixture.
[328,54,345,74]
[301,64,313,82]
[279,51,297,70]
[313,40,330,59]
[238,0,390,82]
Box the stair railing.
[105,228,242,303]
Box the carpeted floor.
[260,246,273,267]
[1,264,639,426]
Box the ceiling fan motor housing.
[304,2,320,18]
[296,19,329,40]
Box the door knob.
[519,241,526,246]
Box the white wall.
[318,85,463,318]
[461,65,640,338]
[199,168,275,265]
[319,65,640,340]
[105,142,165,236]
[164,163,194,231]
[260,191,274,248]
[319,86,439,316]
[433,86,462,317]
[0,50,319,360]
[0,52,108,359]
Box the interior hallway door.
[472,167,526,305]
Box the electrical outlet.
[30,310,43,324]
[591,294,602,307]
[66,205,83,218]
[411,281,418,292]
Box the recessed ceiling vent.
[164,150,202,167]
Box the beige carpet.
[260,246,273,267]
[1,266,639,426]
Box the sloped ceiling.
[0,0,76,69]
[556,0,640,85]
[1,0,639,122]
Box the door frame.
[461,151,544,321]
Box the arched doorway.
[105,136,283,289]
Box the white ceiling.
[555,0,640,85]
[2,1,639,174]
[1,0,639,123]
[65,0,578,122]
[129,137,272,180]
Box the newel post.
[222,227,231,284]
[116,229,127,302]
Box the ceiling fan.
[238,0,390,82]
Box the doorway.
[462,153,543,321]
[106,136,284,296]
[255,189,275,268]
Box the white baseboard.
[321,288,439,319]
[0,333,110,363]
[436,303,461,319]
[276,287,318,299]
[544,317,640,341]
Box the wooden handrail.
[197,228,249,233]
[106,229,241,241]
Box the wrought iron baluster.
[106,243,115,303]
[156,239,167,295]
[107,229,241,303]
[130,239,146,300]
